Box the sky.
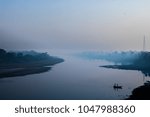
[1,0,150,51]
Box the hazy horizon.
[1,0,150,51]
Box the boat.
[113,83,122,89]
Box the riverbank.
[127,81,150,100]
[0,67,51,78]
[101,65,150,99]
[0,49,64,78]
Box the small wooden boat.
[113,84,122,89]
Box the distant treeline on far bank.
[78,51,150,76]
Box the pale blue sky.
[0,0,150,51]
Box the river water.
[0,50,148,100]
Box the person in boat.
[113,83,122,89]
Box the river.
[0,50,148,99]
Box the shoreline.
[0,67,52,78]
[0,59,64,79]
[101,65,150,100]
[127,81,150,100]
[0,49,64,78]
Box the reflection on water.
[0,51,149,100]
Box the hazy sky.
[1,0,150,51]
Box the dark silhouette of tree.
[0,48,64,68]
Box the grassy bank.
[0,49,64,78]
[0,67,51,78]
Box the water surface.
[0,51,148,99]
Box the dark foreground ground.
[127,81,150,100]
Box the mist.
[1,0,150,51]
[77,51,140,64]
